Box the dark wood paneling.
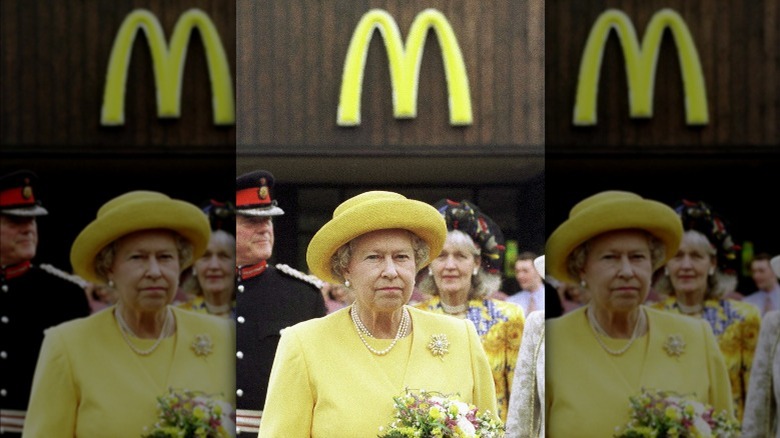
[1,0,235,150]
[0,155,235,272]
[236,0,545,155]
[546,0,780,151]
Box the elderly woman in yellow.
[22,191,234,438]
[545,191,734,437]
[258,191,498,437]
[415,199,524,422]
[652,199,760,421]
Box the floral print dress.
[416,296,525,422]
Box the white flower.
[693,416,712,435]
[453,401,470,416]
[457,417,476,436]
[429,396,446,405]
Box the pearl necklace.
[677,301,703,315]
[587,305,645,356]
[114,305,173,356]
[205,301,232,315]
[440,300,468,315]
[350,305,409,356]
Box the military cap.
[235,170,284,216]
[0,170,49,217]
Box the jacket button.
[238,285,245,293]
[237,316,245,323]
[236,389,243,397]
[236,351,244,359]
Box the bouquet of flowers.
[142,388,235,438]
[614,388,740,438]
[378,388,504,438]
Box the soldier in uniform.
[234,170,326,434]
[0,170,90,435]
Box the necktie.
[527,294,536,314]
[764,294,772,316]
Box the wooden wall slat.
[546,0,779,150]
[1,0,235,149]
[236,0,545,155]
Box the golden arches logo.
[338,9,472,127]
[101,9,235,126]
[573,8,708,126]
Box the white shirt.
[743,284,780,317]
[507,285,545,316]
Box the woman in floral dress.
[653,200,761,421]
[415,199,524,423]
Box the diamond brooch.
[191,334,213,357]
[427,334,450,359]
[663,334,686,357]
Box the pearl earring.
[428,267,433,276]
[192,266,197,276]
[664,267,669,276]
[473,267,479,276]
[580,280,587,288]
[108,280,115,288]
[344,279,351,288]
[708,267,715,275]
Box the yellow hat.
[306,191,447,284]
[71,191,211,284]
[546,191,682,283]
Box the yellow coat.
[652,297,761,421]
[546,306,733,438]
[258,305,498,437]
[22,306,235,438]
[415,296,525,422]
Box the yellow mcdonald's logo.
[338,9,472,127]
[573,8,708,126]
[101,9,235,126]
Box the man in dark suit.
[234,170,326,434]
[0,170,90,436]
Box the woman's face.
[195,231,235,299]
[429,239,479,297]
[108,229,181,313]
[344,229,417,313]
[579,229,653,314]
[665,232,714,299]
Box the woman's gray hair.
[653,230,737,300]
[93,230,194,283]
[182,230,236,296]
[329,229,430,284]
[416,230,502,300]
[565,230,667,283]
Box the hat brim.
[236,206,284,217]
[534,255,545,279]
[71,192,210,284]
[771,255,780,279]
[1,205,48,217]
[546,196,682,283]
[307,197,447,284]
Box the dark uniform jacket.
[0,263,90,434]
[235,263,326,413]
